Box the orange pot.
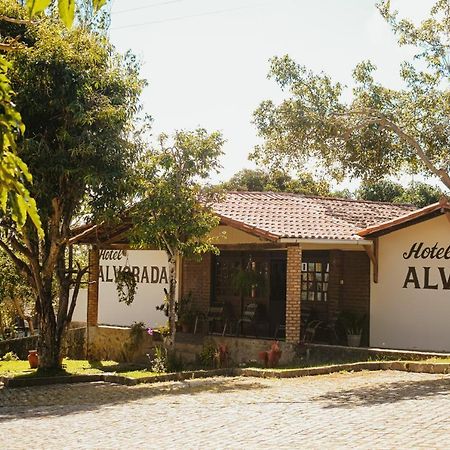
[28,350,39,369]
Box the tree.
[131,129,224,347]
[0,249,35,336]
[397,181,444,208]
[356,179,405,203]
[252,1,450,192]
[0,0,108,229]
[356,179,444,207]
[0,3,146,369]
[221,168,331,196]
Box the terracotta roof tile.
[213,192,416,241]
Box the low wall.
[87,325,153,363]
[175,335,297,366]
[304,343,450,362]
[0,327,87,360]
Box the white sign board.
[370,215,450,352]
[97,249,169,327]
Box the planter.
[28,350,39,369]
[181,323,191,333]
[347,334,361,347]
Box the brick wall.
[87,247,99,327]
[286,245,302,343]
[341,251,370,316]
[181,254,212,314]
[327,250,370,321]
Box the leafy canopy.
[252,0,450,191]
[26,0,107,27]
[0,56,41,232]
[221,168,331,196]
[132,129,224,259]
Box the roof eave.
[279,237,374,246]
[358,198,450,238]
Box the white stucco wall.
[71,287,88,323]
[371,214,450,352]
[97,249,169,327]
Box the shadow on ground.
[0,377,267,422]
[314,376,450,409]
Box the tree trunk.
[167,254,177,348]
[36,282,61,370]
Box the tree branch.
[0,15,35,25]
[332,108,450,190]
[0,239,32,280]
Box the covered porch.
[181,242,373,346]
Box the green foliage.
[199,340,217,368]
[0,56,41,233]
[396,181,443,208]
[356,179,444,207]
[26,0,51,17]
[357,179,405,203]
[221,168,331,196]
[122,322,146,362]
[149,345,166,373]
[231,266,267,297]
[131,129,223,343]
[26,0,108,28]
[337,311,367,336]
[252,1,450,191]
[0,2,147,369]
[116,270,138,306]
[132,129,224,258]
[1,351,19,361]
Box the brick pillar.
[87,246,99,327]
[286,245,302,343]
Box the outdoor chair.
[237,302,259,336]
[302,320,322,343]
[194,304,228,336]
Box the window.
[301,260,329,302]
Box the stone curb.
[236,361,450,378]
[2,362,450,389]
[1,374,104,388]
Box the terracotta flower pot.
[28,350,39,369]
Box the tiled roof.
[213,192,416,241]
[358,197,450,237]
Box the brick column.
[87,246,99,327]
[286,245,302,343]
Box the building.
[72,192,450,355]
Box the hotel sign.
[97,249,169,327]
[402,242,450,290]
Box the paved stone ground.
[1,370,450,449]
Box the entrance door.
[269,259,287,337]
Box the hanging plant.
[231,265,267,296]
[116,270,138,305]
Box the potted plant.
[178,309,197,333]
[338,311,366,347]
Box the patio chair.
[302,320,322,343]
[194,304,228,336]
[237,302,259,336]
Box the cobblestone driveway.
[1,370,450,449]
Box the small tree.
[252,1,450,191]
[131,129,224,347]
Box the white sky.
[108,0,437,188]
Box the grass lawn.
[3,355,450,380]
[0,359,158,378]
